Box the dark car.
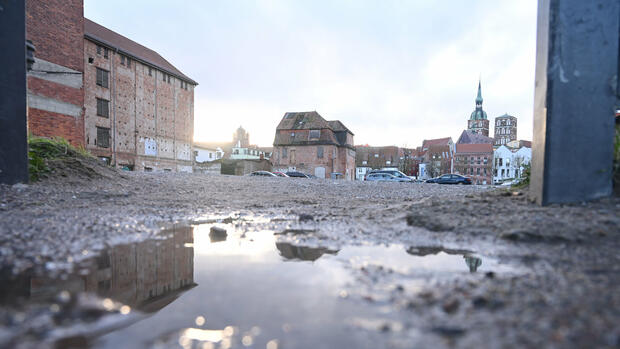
[432,174,472,185]
[249,171,277,177]
[285,171,309,178]
[364,169,411,181]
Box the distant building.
[233,126,250,148]
[272,111,355,180]
[421,137,454,178]
[454,143,494,185]
[456,130,494,145]
[467,80,490,137]
[506,139,532,149]
[494,114,518,146]
[493,145,531,184]
[354,145,417,180]
[230,143,271,160]
[194,143,224,163]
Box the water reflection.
[1,225,196,312]
[275,242,339,261]
[209,226,228,243]
[406,246,483,273]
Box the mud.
[0,172,618,348]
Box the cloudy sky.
[85,1,538,147]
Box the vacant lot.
[0,172,618,348]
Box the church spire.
[475,79,483,106]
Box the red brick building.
[454,143,494,185]
[83,19,197,172]
[272,112,355,180]
[25,0,197,172]
[26,0,85,146]
[421,137,454,178]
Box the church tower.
[467,80,490,136]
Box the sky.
[85,1,538,148]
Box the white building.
[493,145,531,184]
[356,166,371,180]
[194,145,224,163]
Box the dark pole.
[0,0,28,184]
[531,0,620,205]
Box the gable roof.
[457,130,494,145]
[455,143,494,153]
[276,111,331,130]
[328,120,354,135]
[422,137,452,148]
[84,18,197,85]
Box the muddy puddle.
[0,220,517,348]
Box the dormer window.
[309,130,320,140]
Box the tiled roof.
[84,18,197,85]
[422,137,452,148]
[328,120,354,135]
[455,143,494,153]
[456,130,494,144]
[276,111,331,130]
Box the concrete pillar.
[531,0,619,205]
[0,0,28,184]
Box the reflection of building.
[276,242,338,261]
[28,226,195,311]
[464,256,482,272]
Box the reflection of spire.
[464,255,482,272]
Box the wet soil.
[0,172,619,348]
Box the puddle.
[0,221,516,348]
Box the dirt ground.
[0,166,619,348]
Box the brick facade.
[272,112,355,180]
[82,20,196,172]
[26,0,85,146]
[454,143,494,185]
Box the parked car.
[364,169,411,181]
[431,173,472,185]
[365,173,412,182]
[249,171,277,177]
[272,171,289,177]
[425,177,439,183]
[285,171,309,178]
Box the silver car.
[365,173,412,182]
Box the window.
[104,48,109,59]
[148,67,152,76]
[163,73,166,81]
[97,46,101,55]
[309,129,320,140]
[362,160,367,165]
[88,57,94,64]
[290,132,295,139]
[96,68,109,88]
[476,168,480,175]
[96,127,110,148]
[96,98,109,118]
[374,154,379,158]
[317,146,324,158]
[167,75,170,83]
[120,55,125,65]
[127,57,131,68]
[282,148,287,158]
[498,158,503,166]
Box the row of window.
[455,156,489,165]
[458,167,488,175]
[496,119,514,126]
[95,65,190,90]
[279,146,333,160]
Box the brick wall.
[454,152,494,185]
[83,39,195,171]
[26,0,84,147]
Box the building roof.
[84,18,198,85]
[422,137,452,148]
[496,113,516,119]
[327,120,354,135]
[455,143,494,153]
[276,111,331,130]
[457,130,494,144]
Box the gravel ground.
[0,168,619,348]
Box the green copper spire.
[469,79,487,120]
[475,79,483,105]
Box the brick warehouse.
[25,0,197,172]
[454,143,494,185]
[272,112,356,180]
